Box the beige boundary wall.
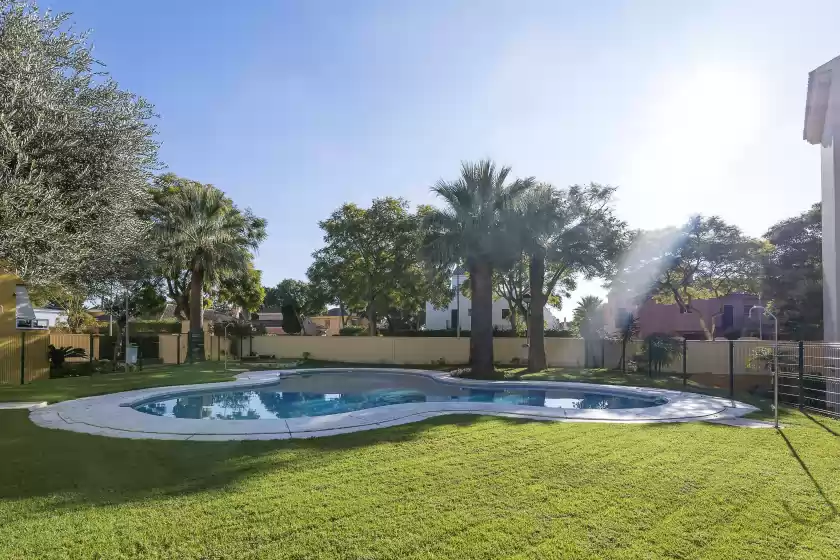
[248,336,587,367]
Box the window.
[501,308,510,319]
[614,308,628,328]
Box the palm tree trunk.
[528,253,547,372]
[469,261,494,377]
[189,265,205,361]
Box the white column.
[805,55,840,412]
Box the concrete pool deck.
[27,368,762,440]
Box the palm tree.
[423,160,534,377]
[517,184,626,371]
[572,295,604,337]
[153,183,266,358]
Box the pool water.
[133,372,665,420]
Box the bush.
[545,329,575,338]
[50,359,112,378]
[48,345,86,369]
[130,320,181,334]
[339,325,367,336]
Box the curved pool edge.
[28,368,760,441]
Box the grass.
[1,362,839,558]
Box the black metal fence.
[585,338,840,418]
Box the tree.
[214,264,265,318]
[312,197,448,336]
[423,160,534,377]
[762,203,822,340]
[267,279,328,331]
[151,181,266,358]
[638,216,764,340]
[0,1,159,293]
[571,295,604,338]
[518,184,627,371]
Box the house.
[424,268,562,331]
[602,293,774,339]
[33,305,66,327]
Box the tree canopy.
[0,1,159,292]
[762,203,822,340]
[311,197,450,335]
[627,216,764,340]
[150,178,266,338]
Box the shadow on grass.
[803,411,840,437]
[778,429,839,523]
[0,409,507,512]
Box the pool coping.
[28,368,759,440]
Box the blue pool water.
[133,372,665,420]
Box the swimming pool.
[30,368,759,440]
[133,371,666,420]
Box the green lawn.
[1,363,839,558]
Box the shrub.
[545,329,575,338]
[339,325,367,336]
[50,359,112,378]
[130,320,181,334]
[640,333,682,373]
[48,345,86,369]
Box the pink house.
[606,293,773,340]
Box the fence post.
[728,340,735,398]
[798,340,805,410]
[682,338,688,387]
[249,334,253,357]
[177,334,181,365]
[20,331,26,385]
[89,333,94,362]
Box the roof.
[804,55,840,145]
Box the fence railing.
[592,338,840,418]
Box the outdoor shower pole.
[750,306,779,429]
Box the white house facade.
[424,271,562,331]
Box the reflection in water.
[135,381,664,420]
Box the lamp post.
[750,306,779,429]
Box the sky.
[49,0,840,318]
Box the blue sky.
[51,0,840,317]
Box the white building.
[424,269,562,331]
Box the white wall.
[33,308,64,327]
[424,274,561,330]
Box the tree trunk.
[189,266,204,332]
[339,301,347,327]
[528,253,547,372]
[469,261,494,377]
[188,265,205,361]
[367,301,376,336]
[508,308,518,332]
